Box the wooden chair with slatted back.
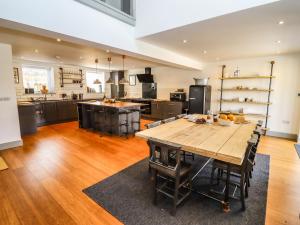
[148,139,192,216]
[162,117,176,124]
[210,138,257,210]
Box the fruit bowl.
[218,119,234,126]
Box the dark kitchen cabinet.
[18,104,37,135]
[43,102,58,123]
[57,101,78,121]
[162,101,183,119]
[151,101,165,119]
[151,101,184,119]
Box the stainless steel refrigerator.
[188,85,211,114]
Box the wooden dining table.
[136,115,256,211]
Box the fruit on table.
[219,114,228,120]
[228,114,235,121]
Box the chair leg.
[172,176,180,216]
[210,167,216,186]
[153,170,158,205]
[245,174,249,198]
[192,153,195,160]
[217,168,222,185]
[240,174,246,210]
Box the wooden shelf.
[219,99,271,105]
[218,88,273,92]
[219,111,270,118]
[59,72,82,76]
[220,76,275,80]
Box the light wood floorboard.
[0,120,299,225]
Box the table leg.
[222,163,231,212]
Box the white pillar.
[0,43,22,150]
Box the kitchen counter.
[78,100,145,108]
[77,101,142,136]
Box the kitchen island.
[77,101,144,136]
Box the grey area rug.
[83,154,270,225]
[294,144,300,159]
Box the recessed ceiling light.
[277,40,281,44]
[203,50,207,54]
[60,61,64,64]
[56,38,61,42]
[55,55,61,59]
[216,57,220,61]
[183,40,188,44]
[278,21,284,25]
[79,56,84,59]
[106,50,110,53]
[34,49,39,53]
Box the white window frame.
[86,71,106,93]
[22,65,55,94]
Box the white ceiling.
[140,0,300,62]
[0,27,163,70]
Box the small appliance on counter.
[170,89,186,102]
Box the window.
[75,0,135,25]
[22,66,54,94]
[86,71,105,93]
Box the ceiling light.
[183,40,188,44]
[34,49,39,53]
[203,50,207,54]
[106,50,110,53]
[55,55,61,59]
[56,38,61,42]
[278,21,284,25]
[277,40,281,44]
[216,57,220,61]
[79,56,84,59]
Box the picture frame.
[13,67,19,84]
[129,75,136,86]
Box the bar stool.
[118,109,130,137]
[93,107,105,132]
[130,108,141,133]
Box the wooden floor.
[0,120,299,225]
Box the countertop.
[77,101,146,108]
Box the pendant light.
[119,55,129,84]
[93,58,101,84]
[105,57,114,84]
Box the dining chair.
[175,114,186,119]
[210,137,258,210]
[146,121,162,172]
[145,120,162,129]
[162,117,176,124]
[148,139,192,216]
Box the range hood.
[137,67,154,83]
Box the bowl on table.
[218,119,234,126]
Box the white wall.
[127,53,300,137]
[0,43,22,150]
[135,0,278,38]
[13,59,109,101]
[126,67,199,99]
[201,53,300,136]
[0,0,202,70]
